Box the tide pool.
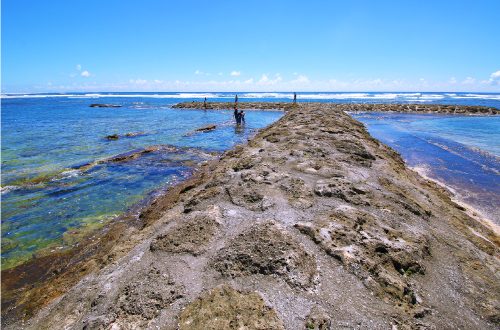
[1,96,283,269]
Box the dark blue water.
[352,112,500,224]
[1,92,499,269]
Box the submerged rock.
[105,134,119,140]
[195,124,217,132]
[105,132,147,140]
[90,104,122,108]
[124,131,146,137]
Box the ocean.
[1,92,499,269]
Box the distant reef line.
[173,101,500,114]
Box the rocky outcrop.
[3,103,499,329]
[179,285,285,330]
[173,101,296,111]
[174,101,499,115]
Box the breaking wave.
[2,92,499,101]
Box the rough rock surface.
[3,103,499,329]
[174,101,499,115]
[179,285,285,330]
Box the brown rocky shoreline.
[173,101,500,115]
[2,103,499,329]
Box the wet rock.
[195,124,217,132]
[211,222,318,289]
[179,285,284,330]
[124,131,146,137]
[105,134,119,140]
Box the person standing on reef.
[293,92,297,104]
[234,94,239,121]
[203,97,207,109]
[235,110,242,125]
[239,110,245,124]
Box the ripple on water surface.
[1,97,283,269]
[352,112,500,223]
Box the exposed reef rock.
[211,221,318,290]
[173,101,296,111]
[2,103,499,330]
[194,124,217,132]
[150,205,222,255]
[179,285,285,330]
[174,101,499,115]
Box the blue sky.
[2,0,500,92]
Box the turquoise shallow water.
[352,112,500,223]
[1,92,499,269]
[1,96,283,268]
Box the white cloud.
[26,71,500,93]
[462,77,476,85]
[291,75,310,84]
[257,73,282,85]
[76,64,82,71]
[194,70,201,75]
[230,71,241,77]
[487,70,500,85]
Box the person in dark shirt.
[235,111,242,125]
